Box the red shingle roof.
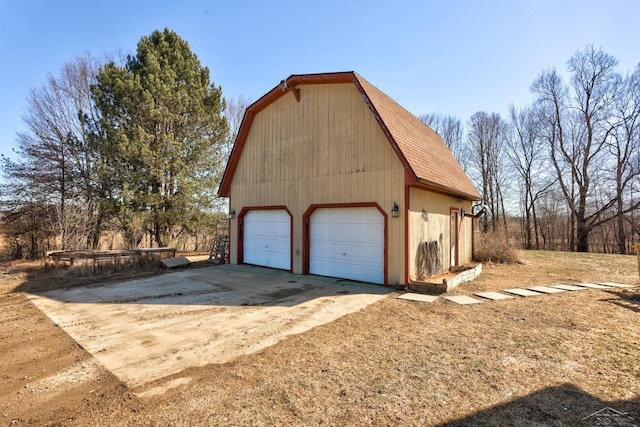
[353,73,481,200]
[218,72,481,201]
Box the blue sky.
[1,0,639,160]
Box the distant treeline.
[421,45,639,254]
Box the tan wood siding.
[408,187,473,281]
[229,83,406,284]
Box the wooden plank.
[161,256,191,269]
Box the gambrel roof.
[218,71,481,201]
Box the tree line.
[422,46,640,254]
[0,29,250,259]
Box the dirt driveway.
[27,264,391,394]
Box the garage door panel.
[311,243,371,263]
[243,210,290,270]
[309,207,384,284]
[363,245,382,259]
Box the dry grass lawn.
[1,250,639,426]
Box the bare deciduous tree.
[467,111,509,233]
[506,104,555,249]
[532,46,628,252]
[212,94,252,213]
[607,64,640,253]
[1,53,106,254]
[224,95,252,154]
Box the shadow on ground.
[11,263,391,308]
[600,289,640,314]
[439,383,639,426]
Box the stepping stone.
[529,286,566,294]
[598,282,636,288]
[398,293,438,303]
[474,291,514,301]
[444,295,483,305]
[576,282,612,289]
[502,288,542,297]
[550,284,587,291]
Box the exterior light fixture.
[391,202,399,218]
[229,208,236,219]
[461,208,466,219]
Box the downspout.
[466,203,487,219]
[468,203,487,262]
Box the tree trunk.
[532,200,540,250]
[154,222,166,248]
[524,211,532,250]
[576,220,589,252]
[616,196,627,254]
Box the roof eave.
[414,179,482,201]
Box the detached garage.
[218,72,481,286]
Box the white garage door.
[310,207,384,284]
[243,210,291,270]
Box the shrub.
[474,231,521,264]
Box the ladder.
[209,235,229,264]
